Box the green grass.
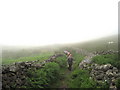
[92,54,120,69]
[116,78,120,88]
[17,55,68,88]
[2,35,119,88]
[73,54,84,70]
[52,50,85,88]
[52,55,68,88]
[54,55,67,68]
[68,69,97,88]
[2,52,54,65]
[21,62,61,88]
[71,35,118,52]
[67,68,109,88]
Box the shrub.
[68,69,96,88]
[73,54,84,69]
[96,81,109,88]
[27,70,48,88]
[54,56,67,68]
[116,78,120,88]
[43,62,60,84]
[24,62,60,88]
[92,54,120,69]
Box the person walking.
[64,50,73,71]
[67,53,73,71]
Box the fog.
[0,0,118,46]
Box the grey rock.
[6,85,10,88]
[106,70,114,78]
[96,74,104,80]
[113,67,118,73]
[9,65,18,72]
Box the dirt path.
[58,53,94,88]
[51,67,72,88]
[54,52,94,88]
[59,69,71,88]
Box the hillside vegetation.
[2,35,119,89]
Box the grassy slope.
[69,34,118,52]
[92,53,120,69]
[2,35,119,88]
[2,52,53,65]
[2,34,118,65]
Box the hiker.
[67,53,73,71]
[64,51,73,71]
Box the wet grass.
[2,52,53,65]
[92,53,120,69]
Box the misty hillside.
[2,34,118,50]
[2,34,120,89]
[70,34,118,52]
[2,35,118,60]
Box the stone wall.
[90,63,120,88]
[79,56,120,89]
[93,50,118,55]
[2,54,63,88]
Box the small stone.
[113,67,118,73]
[9,65,18,72]
[96,74,104,80]
[6,85,10,88]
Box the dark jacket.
[67,57,73,65]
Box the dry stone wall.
[2,54,63,88]
[93,50,118,55]
[79,53,120,89]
